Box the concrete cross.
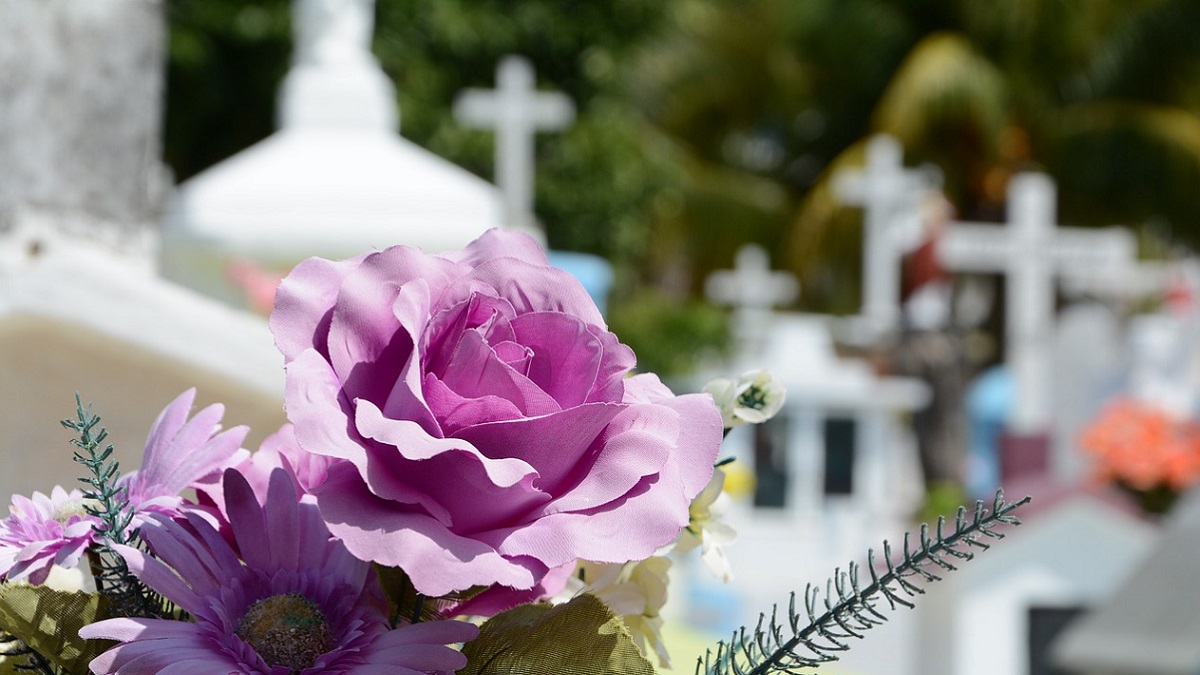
[705,244,800,359]
[834,135,937,335]
[937,173,1136,433]
[453,55,575,232]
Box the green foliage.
[63,397,172,620]
[0,587,111,675]
[164,0,292,181]
[460,594,656,675]
[607,288,730,377]
[699,491,1029,675]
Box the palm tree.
[629,0,1200,314]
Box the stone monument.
[0,0,286,502]
[163,0,507,308]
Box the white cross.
[834,135,937,334]
[705,244,800,358]
[937,173,1136,433]
[453,56,575,232]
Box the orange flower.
[1080,398,1200,493]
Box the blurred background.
[162,0,1200,375]
[6,1,1200,673]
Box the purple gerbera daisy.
[81,469,478,674]
[0,485,99,585]
[121,388,249,523]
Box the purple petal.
[435,329,559,417]
[422,375,525,433]
[285,349,372,464]
[271,253,365,361]
[223,469,269,573]
[137,389,196,482]
[537,403,674,515]
[444,228,549,268]
[462,257,605,327]
[315,470,541,596]
[452,403,624,498]
[110,544,202,615]
[262,470,301,572]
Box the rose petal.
[314,467,542,596]
[285,349,371,465]
[438,329,560,417]
[272,254,365,361]
[445,228,550,268]
[453,403,625,497]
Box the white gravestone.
[164,0,506,308]
[834,135,939,335]
[0,0,287,501]
[937,173,1136,434]
[703,244,800,360]
[454,56,576,234]
[0,0,170,259]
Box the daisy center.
[51,498,91,524]
[236,593,334,673]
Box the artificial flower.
[704,370,786,428]
[120,388,249,522]
[674,467,736,582]
[566,557,673,668]
[1080,397,1200,491]
[81,468,478,675]
[0,486,98,585]
[270,228,722,599]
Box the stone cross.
[453,56,575,232]
[705,244,800,358]
[834,135,936,335]
[937,173,1136,433]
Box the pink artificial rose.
[270,229,722,598]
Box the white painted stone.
[163,0,507,307]
[454,55,575,233]
[0,216,286,503]
[951,495,1156,675]
[0,0,286,503]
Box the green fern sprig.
[698,490,1030,675]
[63,395,173,620]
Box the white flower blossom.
[674,467,736,582]
[559,557,674,669]
[704,370,785,428]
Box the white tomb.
[948,492,1155,675]
[0,0,285,502]
[162,0,507,307]
[0,221,286,503]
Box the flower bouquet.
[0,230,1026,674]
[1080,396,1200,515]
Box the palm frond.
[697,489,1030,675]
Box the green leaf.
[460,593,657,675]
[0,584,113,674]
[373,564,486,625]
